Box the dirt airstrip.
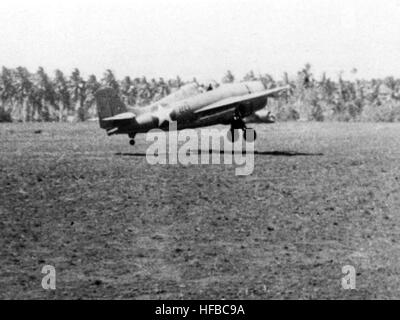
[1,122,400,299]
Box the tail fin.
[95,87,128,129]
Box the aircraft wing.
[194,85,289,115]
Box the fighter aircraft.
[95,81,289,145]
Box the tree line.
[1,64,400,122]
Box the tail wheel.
[129,139,136,146]
[243,128,257,142]
[227,128,240,142]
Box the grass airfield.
[1,121,400,299]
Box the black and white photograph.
[1,0,400,304]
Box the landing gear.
[243,128,256,142]
[227,114,257,143]
[227,127,240,142]
[128,133,136,146]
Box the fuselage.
[117,81,268,134]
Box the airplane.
[94,81,289,146]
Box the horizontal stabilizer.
[102,112,136,121]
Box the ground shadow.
[190,150,323,156]
[115,150,323,157]
[115,152,147,157]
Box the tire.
[129,139,136,146]
[243,128,256,142]
[227,128,240,142]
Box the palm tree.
[84,74,100,119]
[53,70,70,121]
[34,67,56,121]
[14,66,33,121]
[0,67,16,121]
[222,70,235,83]
[101,69,119,92]
[243,70,256,81]
[69,68,86,121]
[260,73,275,89]
[302,63,313,88]
[120,76,132,104]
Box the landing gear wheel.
[227,128,240,142]
[243,128,257,142]
[129,139,136,146]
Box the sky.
[1,0,400,82]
